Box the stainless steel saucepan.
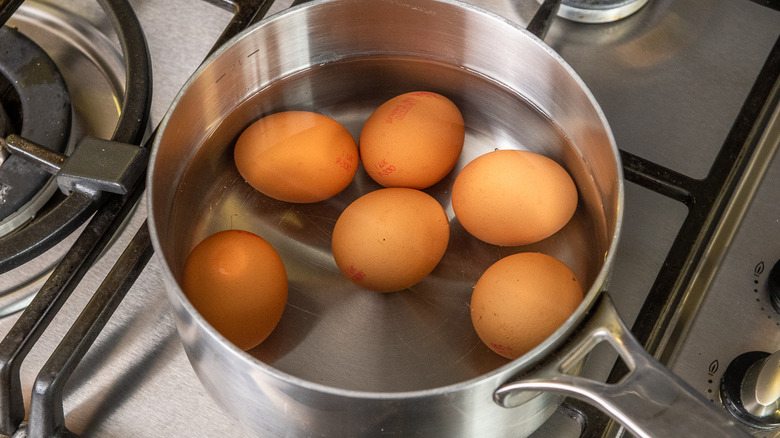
[147,0,748,436]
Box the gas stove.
[0,0,778,437]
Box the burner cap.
[558,0,650,23]
[0,26,70,232]
[0,103,9,164]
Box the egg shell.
[359,91,465,189]
[234,111,359,203]
[451,149,578,246]
[331,187,450,292]
[470,252,583,359]
[182,230,288,351]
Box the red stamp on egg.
[335,152,355,171]
[490,343,512,356]
[375,159,396,176]
[346,264,366,281]
[385,97,418,124]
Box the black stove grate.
[0,0,153,434]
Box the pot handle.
[494,291,750,438]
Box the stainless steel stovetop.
[0,0,778,436]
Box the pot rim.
[147,0,625,401]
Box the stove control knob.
[769,260,780,313]
[754,350,780,407]
[721,350,780,429]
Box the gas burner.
[0,25,70,235]
[556,0,650,23]
[0,1,142,315]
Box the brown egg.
[359,91,465,189]
[332,188,450,292]
[470,252,583,359]
[234,111,359,203]
[182,230,288,350]
[452,149,578,246]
